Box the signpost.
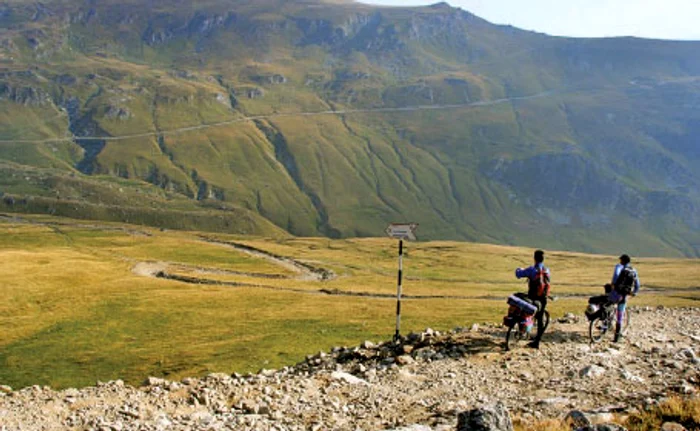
[385,223,418,341]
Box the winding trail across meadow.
[130,238,700,301]
[198,237,335,282]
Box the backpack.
[614,265,636,295]
[528,266,550,299]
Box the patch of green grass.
[0,102,69,141]
[68,230,294,275]
[0,223,72,249]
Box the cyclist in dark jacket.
[610,254,640,342]
[515,249,551,349]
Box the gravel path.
[1,307,699,431]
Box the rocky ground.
[1,307,699,431]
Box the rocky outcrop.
[141,12,233,46]
[234,86,265,99]
[68,7,98,25]
[104,105,132,120]
[268,74,287,85]
[408,7,472,47]
[53,74,77,85]
[457,403,513,431]
[296,12,381,47]
[169,69,198,80]
[0,84,51,106]
[250,73,288,86]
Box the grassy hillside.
[0,0,699,256]
[1,215,700,389]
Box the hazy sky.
[360,0,700,41]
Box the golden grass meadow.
[2,214,700,389]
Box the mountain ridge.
[1,0,699,256]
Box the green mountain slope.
[1,0,699,256]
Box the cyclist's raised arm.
[515,266,534,279]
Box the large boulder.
[565,410,592,429]
[457,403,513,431]
[388,426,433,431]
[577,425,627,431]
[660,423,688,431]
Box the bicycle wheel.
[589,316,610,343]
[541,310,550,332]
[606,305,631,336]
[505,324,528,351]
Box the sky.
[360,0,700,41]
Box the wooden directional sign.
[385,223,418,241]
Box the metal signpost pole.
[385,223,417,342]
[395,239,403,341]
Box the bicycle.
[504,294,550,351]
[588,301,630,343]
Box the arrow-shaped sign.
[385,223,418,241]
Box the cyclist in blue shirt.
[610,254,640,342]
[515,249,551,349]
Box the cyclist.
[610,254,640,342]
[515,249,551,349]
